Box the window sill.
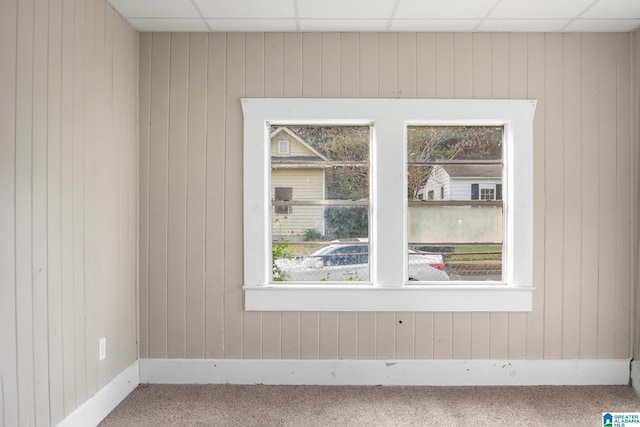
[244,284,533,312]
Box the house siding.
[1,0,138,425]
[452,179,502,200]
[271,168,325,237]
[139,32,635,362]
[422,166,450,200]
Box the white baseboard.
[56,360,139,427]
[54,357,630,426]
[632,360,640,394]
[140,358,630,386]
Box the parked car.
[276,241,449,282]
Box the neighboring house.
[411,164,504,244]
[420,165,502,201]
[271,127,328,239]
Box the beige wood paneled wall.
[139,32,635,362]
[1,0,138,425]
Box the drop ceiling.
[107,0,640,33]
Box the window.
[270,125,370,282]
[278,140,289,154]
[480,188,495,201]
[407,126,503,282]
[242,98,536,311]
[274,186,293,215]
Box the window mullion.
[373,118,404,287]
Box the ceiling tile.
[195,0,295,19]
[394,0,498,19]
[581,0,640,19]
[389,19,480,31]
[128,18,209,32]
[297,0,396,19]
[477,19,570,31]
[489,0,594,19]
[299,19,389,32]
[206,19,298,32]
[107,0,640,32]
[564,19,640,31]
[106,0,200,18]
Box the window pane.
[408,205,503,244]
[271,125,370,283]
[408,243,502,282]
[407,125,504,283]
[407,126,503,162]
[272,207,370,283]
[273,239,369,283]
[325,165,369,200]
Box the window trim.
[242,98,537,312]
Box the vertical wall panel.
[33,0,51,423]
[46,0,64,421]
[186,33,208,358]
[0,0,19,415]
[204,32,226,358]
[15,0,37,421]
[60,0,76,408]
[72,0,87,404]
[138,32,152,359]
[597,34,618,358]
[167,33,189,358]
[614,33,632,359]
[82,0,97,399]
[148,32,170,358]
[561,34,582,359]
[0,0,18,424]
[579,33,600,358]
[543,33,564,359]
[92,0,107,387]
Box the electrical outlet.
[99,337,106,361]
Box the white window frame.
[242,98,536,312]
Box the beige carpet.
[100,384,640,426]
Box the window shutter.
[496,184,502,200]
[471,184,479,200]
